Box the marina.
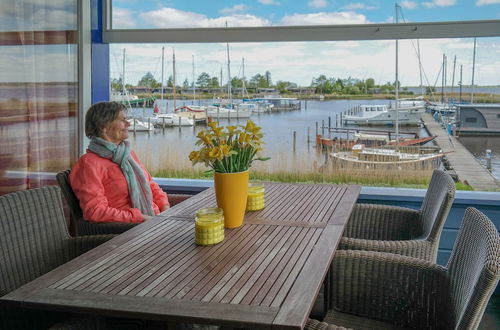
[126,99,500,188]
[421,112,500,191]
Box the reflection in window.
[0,0,78,194]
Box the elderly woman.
[70,101,169,223]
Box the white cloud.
[400,1,418,9]
[139,8,269,28]
[280,11,368,25]
[309,0,328,9]
[342,3,378,10]
[220,4,250,15]
[476,0,500,5]
[0,46,77,83]
[0,0,77,31]
[423,0,457,8]
[112,8,136,28]
[258,0,280,5]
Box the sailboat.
[150,48,194,127]
[330,3,445,171]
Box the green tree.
[138,72,160,89]
[111,78,123,92]
[264,71,272,87]
[196,72,211,88]
[183,78,190,88]
[275,80,296,93]
[209,77,220,88]
[166,75,174,88]
[365,78,375,89]
[231,77,243,88]
[249,74,267,88]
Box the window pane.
[0,0,78,194]
[111,0,500,29]
[109,37,500,190]
[0,0,77,32]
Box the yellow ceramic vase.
[214,170,249,228]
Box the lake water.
[128,99,500,183]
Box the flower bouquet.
[189,120,269,228]
[189,120,269,173]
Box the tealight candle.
[247,183,265,211]
[195,207,224,245]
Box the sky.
[108,0,500,88]
[1,1,500,87]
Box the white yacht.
[342,104,422,126]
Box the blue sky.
[1,1,499,86]
[107,1,500,88]
[112,0,500,29]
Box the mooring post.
[293,131,296,151]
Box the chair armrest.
[338,237,435,261]
[343,203,420,240]
[329,250,452,329]
[63,235,115,261]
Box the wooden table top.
[2,182,360,330]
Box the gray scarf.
[88,137,154,216]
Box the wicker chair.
[340,169,456,261]
[56,169,193,236]
[306,207,500,330]
[0,186,114,330]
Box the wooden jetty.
[421,112,500,191]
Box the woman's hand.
[141,214,152,221]
[160,204,170,212]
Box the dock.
[421,113,500,191]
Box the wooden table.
[1,182,360,329]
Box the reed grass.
[133,139,474,190]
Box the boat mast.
[417,40,424,97]
[122,48,126,97]
[441,54,445,104]
[161,46,164,106]
[192,55,196,104]
[471,37,476,103]
[172,48,177,111]
[395,3,399,146]
[242,57,247,99]
[451,55,456,102]
[226,22,232,107]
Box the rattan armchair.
[56,169,193,236]
[307,207,500,330]
[0,186,114,330]
[340,169,456,261]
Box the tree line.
[111,71,419,95]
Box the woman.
[70,101,169,223]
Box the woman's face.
[101,110,130,144]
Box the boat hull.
[343,110,421,126]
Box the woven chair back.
[0,186,69,293]
[418,170,456,240]
[447,207,500,329]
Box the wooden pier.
[421,113,500,191]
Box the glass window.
[0,1,78,194]
[110,0,500,29]
[109,36,500,190]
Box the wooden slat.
[1,183,361,330]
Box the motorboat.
[151,113,194,127]
[206,106,252,119]
[127,118,154,131]
[342,104,422,126]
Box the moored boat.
[329,144,445,171]
[342,104,422,126]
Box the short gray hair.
[85,101,127,138]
